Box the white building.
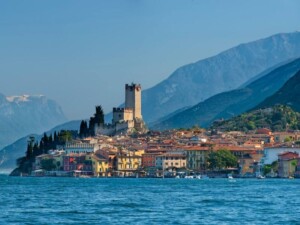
[64,143,95,154]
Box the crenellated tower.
[95,82,146,136]
[125,83,142,119]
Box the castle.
[95,83,147,136]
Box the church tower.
[125,83,142,119]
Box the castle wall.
[95,124,115,136]
[112,108,133,124]
[116,120,135,132]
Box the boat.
[256,174,265,179]
[227,174,236,182]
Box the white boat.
[195,175,202,179]
[256,174,265,179]
[228,174,234,179]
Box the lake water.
[0,175,299,224]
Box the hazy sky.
[0,0,299,120]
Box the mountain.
[239,58,296,88]
[256,70,300,111]
[152,57,300,130]
[0,94,67,149]
[141,32,300,123]
[211,105,300,132]
[0,120,81,171]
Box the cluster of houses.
[31,127,300,178]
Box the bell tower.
[125,83,142,119]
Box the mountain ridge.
[152,57,300,130]
[255,69,300,111]
[141,32,300,123]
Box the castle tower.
[125,83,142,119]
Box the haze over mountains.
[0,94,67,149]
[142,32,300,123]
[152,58,300,130]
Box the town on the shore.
[12,83,300,179]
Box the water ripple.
[1,176,300,224]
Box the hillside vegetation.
[211,105,300,132]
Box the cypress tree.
[33,142,39,157]
[54,131,58,143]
[79,120,86,137]
[26,136,35,160]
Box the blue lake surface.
[0,175,299,224]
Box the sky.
[0,0,300,120]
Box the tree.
[79,120,88,138]
[26,136,35,160]
[208,149,238,170]
[88,105,105,136]
[40,158,56,171]
[32,142,39,157]
[53,131,58,143]
[58,130,72,143]
[263,160,279,175]
[284,136,292,143]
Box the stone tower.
[125,83,142,119]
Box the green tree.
[79,120,88,138]
[207,149,238,170]
[263,160,279,175]
[88,105,105,136]
[263,164,272,175]
[26,136,35,160]
[58,130,72,143]
[284,136,292,142]
[40,158,56,171]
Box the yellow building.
[117,153,142,176]
[91,154,109,177]
[133,149,145,156]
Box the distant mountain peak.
[5,95,45,103]
[0,94,67,149]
